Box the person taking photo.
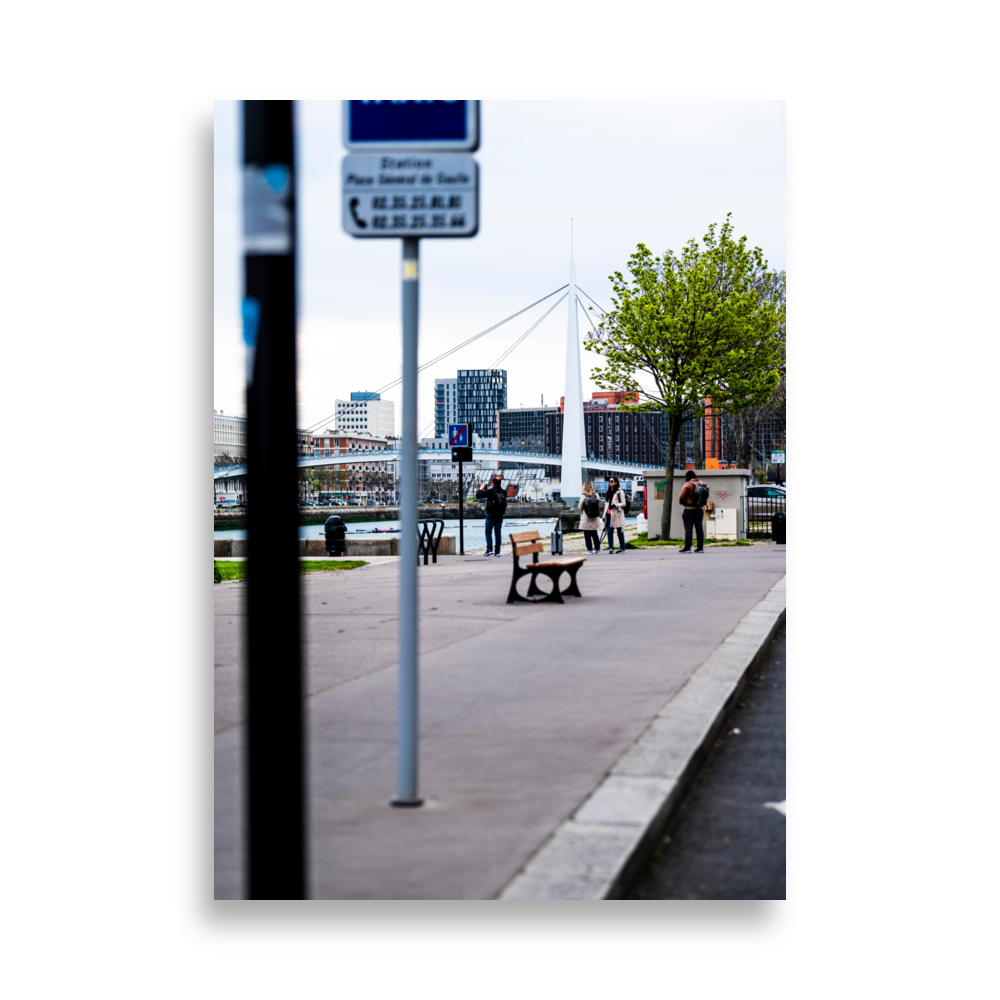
[604,476,627,554]
[577,480,605,554]
[476,473,508,557]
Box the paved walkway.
[214,545,786,899]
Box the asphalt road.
[625,625,786,900]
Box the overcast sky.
[214,100,784,436]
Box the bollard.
[324,515,347,555]
[772,512,786,545]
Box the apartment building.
[334,391,395,439]
[310,430,395,502]
[433,377,458,438]
[457,369,507,439]
[214,411,247,462]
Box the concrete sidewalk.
[214,545,786,899]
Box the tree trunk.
[737,411,752,470]
[694,415,704,470]
[660,414,683,541]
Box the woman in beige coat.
[577,481,606,554]
[604,476,627,554]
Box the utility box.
[643,468,751,541]
[705,506,737,540]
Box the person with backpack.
[476,473,508,556]
[577,480,606,553]
[678,470,710,553]
[604,476,628,554]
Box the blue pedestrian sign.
[448,423,469,448]
[343,101,480,152]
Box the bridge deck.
[215,450,652,479]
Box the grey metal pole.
[393,237,423,807]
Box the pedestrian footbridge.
[213,449,650,481]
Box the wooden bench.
[506,531,587,604]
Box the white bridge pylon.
[213,448,649,481]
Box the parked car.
[746,484,786,522]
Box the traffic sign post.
[771,450,786,464]
[343,104,480,809]
[450,425,471,555]
[448,423,469,448]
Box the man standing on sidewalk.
[678,470,709,553]
[476,473,508,557]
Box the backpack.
[584,494,601,519]
[623,492,631,516]
[690,482,710,507]
[486,489,507,518]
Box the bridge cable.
[304,285,569,434]
[576,287,607,314]
[489,292,568,369]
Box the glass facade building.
[456,369,507,439]
[498,406,558,453]
[545,406,698,476]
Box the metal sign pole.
[242,100,306,897]
[393,236,423,807]
[458,461,465,555]
[341,102,480,810]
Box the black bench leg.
[537,569,564,603]
[561,564,583,598]
[507,564,532,604]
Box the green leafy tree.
[585,216,785,540]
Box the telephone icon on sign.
[348,197,367,229]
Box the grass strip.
[214,560,368,583]
[626,532,753,549]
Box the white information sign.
[342,153,478,238]
[771,450,786,463]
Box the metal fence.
[742,491,786,540]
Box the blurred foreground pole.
[242,100,306,896]
[392,237,423,807]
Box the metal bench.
[506,530,586,604]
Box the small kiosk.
[643,468,751,541]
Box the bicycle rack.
[417,518,445,565]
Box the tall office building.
[544,395,672,478]
[498,405,559,453]
[457,369,507,439]
[498,404,558,473]
[433,377,458,438]
[334,391,395,439]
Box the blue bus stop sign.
[343,101,480,152]
[448,423,469,448]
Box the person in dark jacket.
[476,474,507,556]
[603,477,627,553]
[678,470,707,553]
